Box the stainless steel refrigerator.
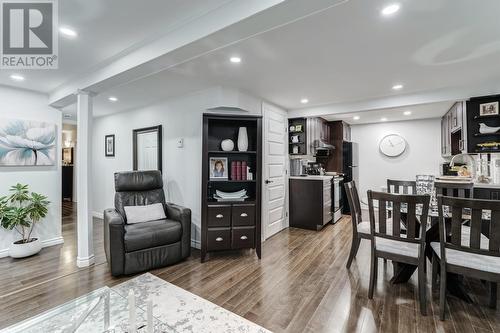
[342,141,359,214]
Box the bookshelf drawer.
[232,204,255,226]
[207,205,231,227]
[232,227,255,249]
[207,228,231,251]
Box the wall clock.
[379,134,407,157]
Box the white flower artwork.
[0,119,56,166]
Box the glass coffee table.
[0,287,176,333]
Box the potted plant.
[0,184,50,258]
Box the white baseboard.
[92,211,104,219]
[0,236,64,258]
[77,254,95,267]
[191,238,201,249]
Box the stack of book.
[231,161,252,180]
[213,189,249,202]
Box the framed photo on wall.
[479,102,499,116]
[209,157,228,180]
[105,134,115,157]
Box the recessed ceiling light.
[392,84,404,90]
[300,98,309,104]
[381,4,400,16]
[381,117,388,122]
[9,74,25,81]
[230,56,241,63]
[353,116,360,120]
[403,111,412,116]
[108,96,118,102]
[59,27,78,38]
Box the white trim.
[191,238,201,249]
[77,254,95,267]
[92,211,104,219]
[0,236,64,258]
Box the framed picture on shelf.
[210,157,228,180]
[479,102,499,116]
[105,134,115,157]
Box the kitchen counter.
[289,175,340,181]
[474,182,500,188]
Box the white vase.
[237,127,248,152]
[221,139,234,151]
[9,238,42,258]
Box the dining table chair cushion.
[375,236,420,258]
[431,242,500,274]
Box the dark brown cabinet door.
[232,227,255,249]
[207,205,231,227]
[207,228,231,251]
[232,204,255,226]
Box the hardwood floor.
[0,202,499,332]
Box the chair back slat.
[470,208,482,250]
[438,195,500,259]
[344,181,362,232]
[387,179,416,195]
[393,201,401,237]
[490,210,500,253]
[450,206,462,246]
[379,200,387,234]
[407,202,417,239]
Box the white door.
[262,102,289,240]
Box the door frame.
[261,102,289,241]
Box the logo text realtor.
[1,0,58,69]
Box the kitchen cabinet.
[289,177,332,230]
[325,120,351,172]
[474,187,500,200]
[466,94,500,153]
[441,101,466,157]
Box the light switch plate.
[177,138,184,148]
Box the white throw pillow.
[124,203,166,224]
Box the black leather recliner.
[104,170,191,276]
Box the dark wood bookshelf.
[467,95,500,153]
[201,114,262,263]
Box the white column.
[76,90,95,267]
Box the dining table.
[387,204,491,303]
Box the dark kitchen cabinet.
[474,187,500,200]
[441,101,466,157]
[466,94,500,153]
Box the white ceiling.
[6,0,500,121]
[0,0,232,93]
[321,101,453,125]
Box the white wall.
[91,87,262,248]
[0,86,62,257]
[351,118,442,202]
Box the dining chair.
[387,179,417,194]
[432,195,500,320]
[367,190,430,315]
[344,181,371,269]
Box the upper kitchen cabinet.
[466,94,500,153]
[324,120,351,172]
[441,101,466,157]
[288,117,330,156]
